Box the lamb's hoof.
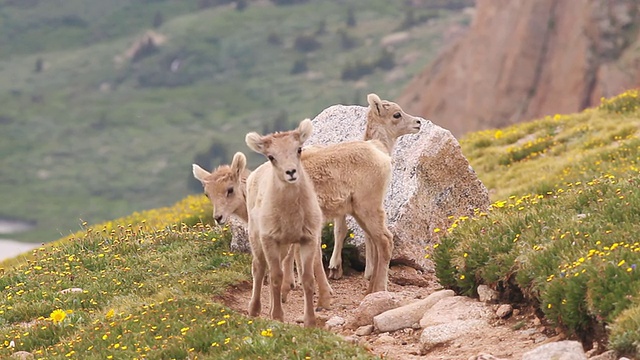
[328,267,343,280]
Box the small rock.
[513,309,521,316]
[345,291,400,329]
[341,335,359,344]
[374,334,396,345]
[469,354,508,360]
[388,265,431,287]
[520,328,538,337]
[412,322,422,329]
[420,296,494,328]
[420,319,487,353]
[355,325,374,336]
[325,316,345,329]
[374,289,455,332]
[477,285,499,303]
[59,288,83,294]
[521,340,587,360]
[533,316,542,326]
[11,352,34,360]
[534,335,548,343]
[576,213,587,219]
[618,357,632,360]
[496,304,513,318]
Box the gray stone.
[324,315,346,329]
[420,296,494,328]
[373,289,455,332]
[420,319,487,353]
[345,291,400,329]
[355,324,374,336]
[306,104,490,270]
[521,341,587,360]
[477,284,499,303]
[11,352,34,360]
[374,334,396,345]
[495,304,513,318]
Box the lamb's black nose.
[214,215,223,224]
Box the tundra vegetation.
[2,91,639,358]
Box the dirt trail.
[221,269,555,360]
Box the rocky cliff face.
[398,0,640,137]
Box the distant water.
[0,239,40,262]
[0,218,40,262]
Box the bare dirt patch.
[220,268,558,360]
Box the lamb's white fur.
[244,119,322,327]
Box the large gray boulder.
[229,104,490,271]
[305,104,490,270]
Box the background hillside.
[0,0,473,243]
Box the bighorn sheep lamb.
[193,93,421,294]
[244,119,322,327]
[192,152,333,310]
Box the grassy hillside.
[0,0,470,243]
[434,90,640,356]
[2,90,640,358]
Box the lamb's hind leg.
[363,234,376,281]
[281,244,297,303]
[328,216,348,279]
[314,240,333,310]
[299,237,317,327]
[353,208,393,294]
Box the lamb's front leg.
[299,238,318,328]
[363,234,374,281]
[248,254,267,317]
[328,216,348,279]
[314,241,333,310]
[264,241,285,322]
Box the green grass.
[0,0,469,243]
[432,90,640,356]
[0,195,378,359]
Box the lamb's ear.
[367,93,383,116]
[296,118,313,143]
[192,164,210,184]
[230,152,247,178]
[245,132,265,154]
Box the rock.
[469,355,508,360]
[374,334,396,345]
[477,285,499,303]
[373,289,455,332]
[495,304,513,318]
[11,352,34,360]
[345,291,400,329]
[420,319,487,353]
[420,296,494,328]
[325,316,345,329]
[521,341,587,360]
[398,0,640,138]
[59,288,83,294]
[307,105,490,270]
[388,265,431,287]
[355,325,374,336]
[228,217,250,253]
[588,352,617,360]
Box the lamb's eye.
[267,155,275,162]
[226,187,234,197]
[393,112,402,119]
[297,147,302,155]
[204,193,209,199]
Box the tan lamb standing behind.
[244,119,322,327]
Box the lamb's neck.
[364,124,396,155]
